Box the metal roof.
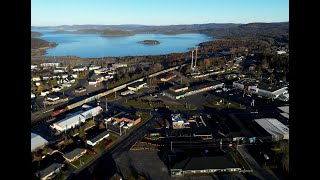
[88,130,109,144]
[53,106,102,131]
[37,163,64,178]
[254,118,289,136]
[31,133,48,152]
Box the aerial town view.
[31,0,289,180]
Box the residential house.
[36,163,64,180]
[127,81,147,91]
[87,130,110,146]
[63,148,87,162]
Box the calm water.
[33,30,213,58]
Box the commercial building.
[63,148,87,162]
[40,63,61,67]
[89,65,101,71]
[233,79,258,91]
[127,81,147,91]
[72,66,87,72]
[113,113,141,125]
[160,73,177,82]
[94,67,109,74]
[112,63,127,69]
[254,118,289,141]
[74,87,87,94]
[169,84,188,93]
[36,163,64,180]
[171,114,189,129]
[164,80,224,100]
[87,130,110,146]
[170,149,241,177]
[51,106,103,132]
[256,83,288,98]
[31,133,48,152]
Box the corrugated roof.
[254,118,289,136]
[31,133,48,151]
[53,106,102,130]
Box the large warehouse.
[164,80,224,100]
[254,118,289,141]
[51,106,103,132]
[31,133,48,152]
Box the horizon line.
[31,21,289,27]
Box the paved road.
[67,111,160,180]
[237,145,279,180]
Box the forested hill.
[199,22,289,42]
[73,29,134,36]
[31,38,57,49]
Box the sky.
[31,0,289,26]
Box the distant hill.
[73,29,134,36]
[31,31,42,37]
[32,22,288,44]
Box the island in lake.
[73,29,134,37]
[138,40,160,45]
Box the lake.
[33,30,213,58]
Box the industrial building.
[87,130,110,146]
[51,106,103,132]
[278,106,289,123]
[254,118,289,141]
[160,73,177,82]
[36,163,64,180]
[127,81,147,91]
[164,80,224,100]
[256,83,288,98]
[169,149,241,177]
[232,79,258,91]
[31,133,48,152]
[169,84,188,93]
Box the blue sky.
[32,0,289,26]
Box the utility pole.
[191,51,194,70]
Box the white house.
[47,94,60,102]
[35,82,41,86]
[72,66,87,72]
[60,74,68,79]
[31,93,36,99]
[94,67,109,75]
[87,131,110,146]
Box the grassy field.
[204,98,246,109]
[123,99,197,110]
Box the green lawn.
[71,152,95,168]
[123,100,163,109]
[204,99,246,109]
[229,151,251,170]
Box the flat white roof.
[278,106,289,114]
[254,118,289,136]
[53,106,102,130]
[31,133,48,151]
